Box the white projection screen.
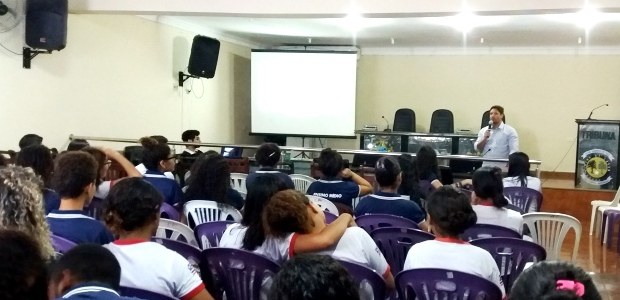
[251,50,357,138]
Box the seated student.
[220,176,354,258]
[269,254,360,300]
[102,178,213,300]
[48,244,136,300]
[354,156,429,231]
[0,166,55,259]
[178,130,202,186]
[397,154,426,212]
[67,139,90,151]
[15,144,60,214]
[415,145,472,189]
[503,152,542,211]
[18,133,43,149]
[183,153,244,211]
[471,167,523,234]
[403,187,505,297]
[47,152,114,245]
[139,137,183,206]
[246,143,295,191]
[306,148,372,208]
[263,190,395,290]
[135,135,175,180]
[509,261,601,300]
[0,229,48,300]
[82,147,141,199]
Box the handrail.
[69,134,542,176]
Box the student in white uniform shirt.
[102,178,214,300]
[403,187,505,297]
[262,189,395,290]
[471,167,523,234]
[220,176,356,264]
[503,152,542,212]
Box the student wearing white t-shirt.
[403,187,505,297]
[220,176,356,264]
[262,190,395,290]
[503,152,542,211]
[472,167,523,234]
[102,178,213,300]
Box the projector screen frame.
[250,49,358,139]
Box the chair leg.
[590,205,598,235]
[606,215,614,249]
[601,213,608,244]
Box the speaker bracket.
[178,71,198,87]
[23,47,51,69]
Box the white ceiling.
[69,0,620,54]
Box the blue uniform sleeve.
[344,181,361,198]
[306,182,317,195]
[282,174,295,189]
[407,202,426,223]
[171,182,184,206]
[227,189,245,210]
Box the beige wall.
[0,14,257,152]
[324,55,620,172]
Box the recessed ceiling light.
[480,37,484,44]
[578,37,582,44]
[390,38,395,45]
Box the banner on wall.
[575,119,620,190]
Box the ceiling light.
[390,37,395,45]
[480,37,484,44]
[308,37,312,44]
[578,37,582,44]
[422,13,508,33]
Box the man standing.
[474,105,519,170]
[178,130,202,186]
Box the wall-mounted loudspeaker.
[188,35,220,78]
[25,0,68,51]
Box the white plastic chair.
[307,195,339,216]
[155,219,200,248]
[523,212,581,261]
[589,186,620,236]
[230,173,248,193]
[183,200,243,227]
[289,174,316,194]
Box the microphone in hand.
[381,116,391,132]
[488,120,493,130]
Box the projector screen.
[251,50,357,138]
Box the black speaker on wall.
[25,0,68,51]
[188,35,220,78]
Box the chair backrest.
[522,212,581,261]
[119,286,177,300]
[481,110,506,129]
[607,185,620,206]
[50,234,77,254]
[183,200,242,227]
[324,211,338,224]
[160,202,180,221]
[123,145,144,166]
[356,214,419,234]
[194,220,235,249]
[461,224,522,241]
[503,187,543,213]
[306,195,339,215]
[395,268,503,300]
[151,237,202,270]
[230,172,248,193]
[155,219,200,248]
[370,227,434,275]
[505,203,525,215]
[202,247,280,300]
[394,108,416,132]
[471,237,547,292]
[337,259,386,300]
[83,197,103,220]
[289,173,316,193]
[429,109,454,133]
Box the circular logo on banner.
[581,149,614,185]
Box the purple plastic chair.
[602,209,620,251]
[370,227,434,275]
[83,197,103,220]
[396,268,503,300]
[356,214,419,234]
[337,259,386,300]
[151,237,202,271]
[503,187,543,213]
[461,224,521,241]
[325,211,338,224]
[160,202,181,221]
[194,221,235,249]
[50,234,77,255]
[202,247,280,300]
[471,237,546,292]
[119,286,177,300]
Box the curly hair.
[103,178,163,234]
[0,229,48,300]
[184,154,231,206]
[426,186,477,237]
[140,137,171,171]
[263,190,313,238]
[0,166,54,259]
[52,152,98,199]
[15,144,54,188]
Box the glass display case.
[356,130,478,155]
